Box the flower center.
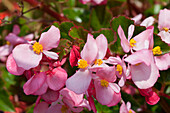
[32,42,43,54]
[129,110,133,113]
[61,105,68,113]
[129,39,136,47]
[78,59,88,69]
[6,41,10,45]
[163,27,169,32]
[100,79,109,87]
[152,46,162,55]
[116,64,123,75]
[94,59,103,65]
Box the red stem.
[23,0,68,22]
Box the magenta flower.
[118,25,154,53]
[12,25,60,70]
[158,8,170,44]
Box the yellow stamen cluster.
[163,27,169,32]
[6,41,11,45]
[116,64,123,75]
[61,105,68,113]
[94,59,103,65]
[32,42,43,54]
[78,59,88,69]
[100,79,109,87]
[129,110,133,113]
[152,46,162,55]
[129,39,136,47]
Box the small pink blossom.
[120,101,135,113]
[79,0,107,5]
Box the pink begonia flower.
[139,88,160,105]
[79,0,107,5]
[158,8,170,44]
[34,88,91,113]
[23,67,67,95]
[120,101,135,113]
[94,66,121,106]
[12,25,60,70]
[124,49,159,89]
[66,34,98,94]
[105,56,128,87]
[118,25,154,53]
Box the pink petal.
[39,25,60,50]
[140,16,155,27]
[6,54,25,75]
[132,14,142,24]
[69,45,80,67]
[46,104,63,113]
[128,25,135,41]
[124,49,152,66]
[23,72,46,95]
[5,33,26,45]
[43,50,58,60]
[95,66,116,82]
[126,102,131,111]
[107,92,121,107]
[34,102,49,113]
[66,69,92,94]
[0,45,12,57]
[131,58,159,89]
[42,89,59,103]
[12,25,20,35]
[105,56,122,64]
[158,31,170,44]
[118,25,131,53]
[158,9,170,30]
[109,83,120,93]
[119,101,129,113]
[24,33,34,41]
[87,95,97,113]
[79,0,91,4]
[145,92,160,105]
[94,79,115,105]
[92,0,104,4]
[133,28,154,51]
[81,34,98,64]
[12,44,42,70]
[96,34,108,59]
[33,82,48,95]
[154,53,170,70]
[77,99,91,111]
[47,67,67,91]
[118,75,126,87]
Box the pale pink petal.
[66,69,92,94]
[105,56,122,64]
[131,14,142,24]
[5,33,26,46]
[95,66,116,82]
[158,31,170,44]
[94,79,114,105]
[131,58,159,89]
[118,75,126,87]
[81,34,98,64]
[46,104,63,113]
[60,88,83,106]
[140,16,155,27]
[42,89,59,103]
[24,33,34,41]
[12,25,20,35]
[118,25,131,53]
[154,53,170,70]
[12,44,42,70]
[47,67,67,91]
[33,82,48,95]
[77,99,91,111]
[96,34,108,59]
[124,49,152,66]
[34,102,49,113]
[23,72,46,95]
[6,54,25,75]
[128,25,135,41]
[133,28,154,51]
[92,0,104,4]
[39,25,60,50]
[107,92,121,107]
[109,83,120,93]
[43,50,58,60]
[119,101,129,113]
[158,9,170,30]
[0,45,12,56]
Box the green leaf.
[90,5,112,31]
[153,34,170,54]
[0,89,15,112]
